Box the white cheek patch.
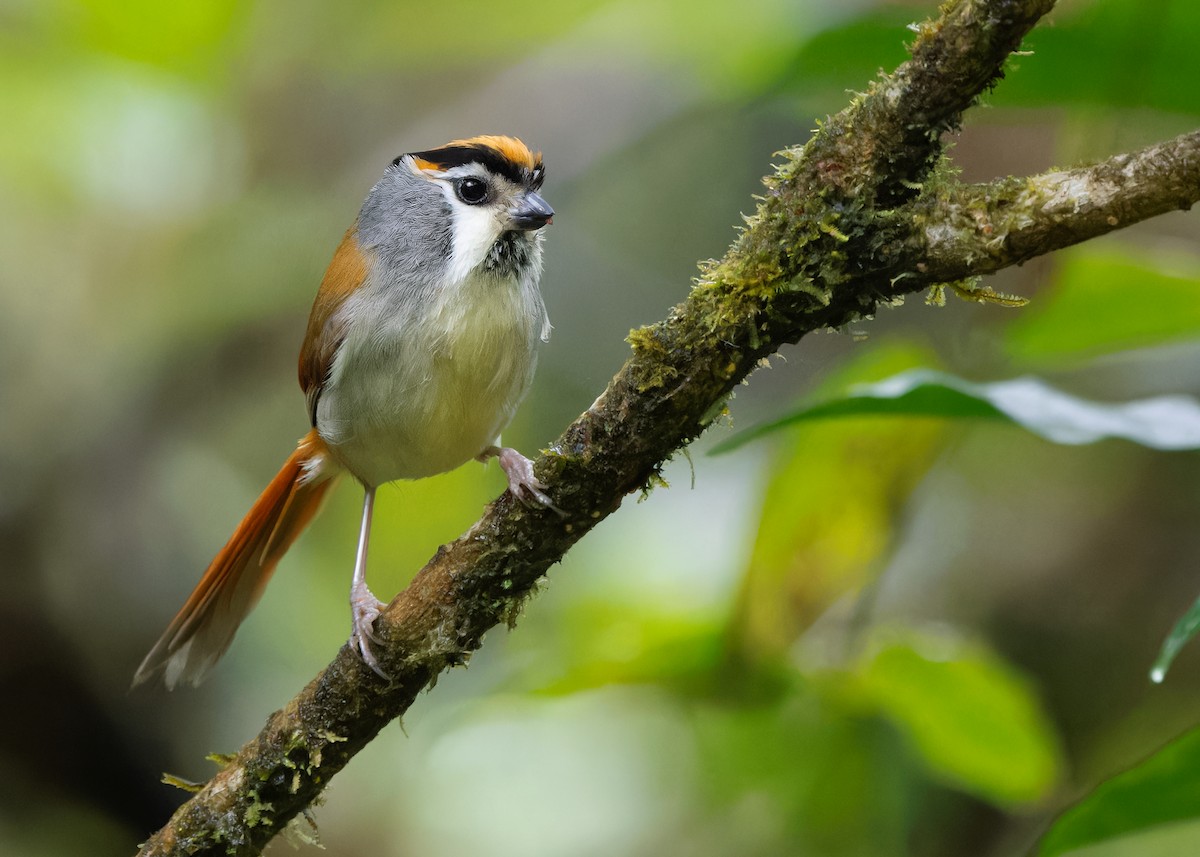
[421,174,505,286]
[446,200,503,285]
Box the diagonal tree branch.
[138,1,1199,853]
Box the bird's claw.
[495,448,565,516]
[350,583,389,679]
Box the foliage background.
[1,0,1199,854]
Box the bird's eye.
[456,177,489,205]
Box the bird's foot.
[489,447,564,516]
[350,581,389,679]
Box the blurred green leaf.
[694,689,914,855]
[533,611,730,696]
[784,1,1200,116]
[1054,820,1200,857]
[995,0,1200,116]
[1150,595,1200,685]
[713,370,1200,454]
[1006,249,1200,363]
[1038,727,1200,857]
[783,0,1200,116]
[730,343,947,660]
[854,631,1061,805]
[781,10,916,103]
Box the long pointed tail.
[134,430,339,689]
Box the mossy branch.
[908,129,1200,282]
[138,1,1198,854]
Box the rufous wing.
[298,227,370,425]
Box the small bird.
[134,135,556,689]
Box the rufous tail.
[133,429,338,689]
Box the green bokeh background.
[2,1,1200,855]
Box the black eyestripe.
[403,144,540,187]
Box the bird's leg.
[350,486,389,679]
[478,445,563,515]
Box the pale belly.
[315,277,542,487]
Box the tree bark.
[138,1,1200,853]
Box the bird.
[134,135,557,689]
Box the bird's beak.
[508,191,554,231]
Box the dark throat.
[484,232,533,278]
